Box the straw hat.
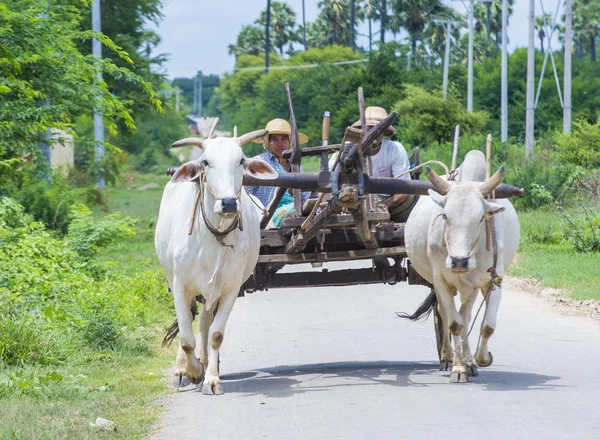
[253,118,308,145]
[351,106,395,136]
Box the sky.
[149,0,564,79]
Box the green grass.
[0,348,175,439]
[508,207,600,301]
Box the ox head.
[427,167,506,273]
[170,130,277,217]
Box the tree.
[572,0,600,61]
[307,0,353,47]
[388,0,452,57]
[0,0,159,191]
[228,24,269,57]
[257,1,299,55]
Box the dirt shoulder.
[505,276,600,321]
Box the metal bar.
[243,173,525,198]
[256,246,407,264]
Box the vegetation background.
[1,0,599,438]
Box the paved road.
[150,261,600,440]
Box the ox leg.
[197,303,213,369]
[458,290,479,378]
[202,291,237,395]
[434,275,468,383]
[475,283,503,367]
[172,283,204,385]
[436,304,453,371]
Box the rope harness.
[188,172,243,248]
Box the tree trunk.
[369,17,372,51]
[265,0,271,73]
[592,34,597,62]
[350,0,355,49]
[302,0,307,50]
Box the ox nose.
[221,198,238,214]
[451,257,470,271]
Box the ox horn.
[480,166,504,197]
[172,138,204,148]
[426,167,451,195]
[238,129,268,146]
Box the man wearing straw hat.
[330,106,415,222]
[247,118,310,226]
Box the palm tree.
[257,1,299,55]
[388,0,451,55]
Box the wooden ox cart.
[169,84,523,359]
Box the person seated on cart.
[329,106,417,223]
[247,118,311,227]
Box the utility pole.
[265,0,271,73]
[302,0,308,50]
[467,0,474,111]
[380,0,386,43]
[92,0,105,188]
[564,0,572,133]
[193,76,198,114]
[198,73,203,117]
[501,0,508,142]
[525,0,535,159]
[350,0,356,50]
[443,21,452,98]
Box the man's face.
[267,134,290,158]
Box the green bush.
[550,118,600,169]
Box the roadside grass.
[508,207,600,301]
[1,167,178,439]
[0,347,175,439]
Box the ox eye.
[202,159,209,167]
[442,213,447,220]
[240,158,245,166]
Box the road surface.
[149,261,600,440]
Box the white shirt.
[329,140,411,180]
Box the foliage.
[0,197,164,367]
[394,85,488,147]
[0,0,160,197]
[549,118,600,169]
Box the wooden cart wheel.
[433,301,444,362]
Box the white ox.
[403,150,520,382]
[155,131,277,394]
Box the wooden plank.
[280,211,390,229]
[256,246,407,264]
[260,230,289,247]
[282,144,341,158]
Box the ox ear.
[483,199,505,216]
[171,160,203,183]
[428,189,447,207]
[243,158,278,180]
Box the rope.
[189,173,242,247]
[394,160,450,179]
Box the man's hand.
[383,194,408,209]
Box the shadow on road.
[216,361,562,397]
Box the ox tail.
[396,290,437,323]
[162,300,199,347]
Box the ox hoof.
[475,352,493,368]
[439,360,452,371]
[450,366,468,383]
[173,373,190,388]
[466,362,478,377]
[202,382,224,395]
